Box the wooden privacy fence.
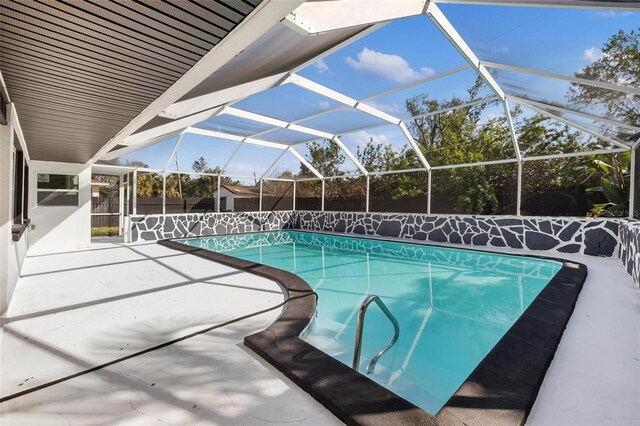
[92,196,119,228]
[93,189,603,221]
[234,196,292,212]
[135,197,217,214]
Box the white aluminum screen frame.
[101,1,638,218]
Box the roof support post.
[366,175,370,213]
[132,169,138,216]
[425,3,506,102]
[427,169,432,214]
[293,180,297,211]
[321,179,325,212]
[217,175,221,213]
[162,173,167,215]
[630,144,637,219]
[517,161,522,216]
[259,179,263,212]
[118,177,125,234]
[503,99,522,215]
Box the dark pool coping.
[158,231,588,426]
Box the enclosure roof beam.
[154,18,384,127]
[183,127,289,150]
[101,129,185,161]
[249,65,472,139]
[513,98,632,150]
[504,99,522,161]
[289,146,324,179]
[369,167,428,176]
[399,122,431,170]
[430,157,518,170]
[406,96,499,121]
[223,107,334,139]
[282,0,428,36]
[261,149,290,179]
[522,146,631,161]
[361,65,471,102]
[163,134,185,172]
[332,136,369,175]
[507,95,640,132]
[160,73,290,120]
[482,61,640,96]
[284,96,500,148]
[122,107,224,147]
[425,3,506,101]
[286,74,405,125]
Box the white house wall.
[28,161,91,255]
[0,106,28,316]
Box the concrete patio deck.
[0,242,340,425]
[0,240,638,425]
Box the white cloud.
[596,11,632,18]
[345,47,435,84]
[366,100,402,114]
[318,101,331,110]
[226,162,256,176]
[313,59,330,73]
[343,130,390,149]
[583,47,603,63]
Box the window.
[13,149,24,222]
[37,173,80,206]
[11,135,28,225]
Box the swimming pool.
[177,230,562,414]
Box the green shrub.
[91,227,120,237]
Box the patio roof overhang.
[0,0,306,163]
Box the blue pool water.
[177,230,561,414]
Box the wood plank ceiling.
[0,0,259,163]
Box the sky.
[118,5,638,177]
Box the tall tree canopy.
[569,29,640,130]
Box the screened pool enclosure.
[96,1,640,220]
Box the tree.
[515,111,602,193]
[303,140,345,177]
[403,77,517,213]
[587,151,631,217]
[569,29,640,130]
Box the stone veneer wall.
[128,211,294,242]
[295,211,621,257]
[619,220,640,287]
[128,210,638,286]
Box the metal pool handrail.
[352,294,400,374]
